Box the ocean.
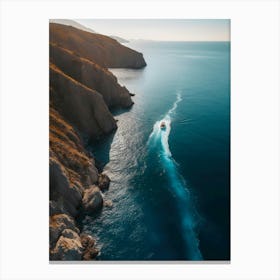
[81,41,230,260]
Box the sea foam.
[147,92,202,260]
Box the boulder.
[98,173,110,191]
[50,235,83,261]
[83,246,99,261]
[82,186,103,213]
[104,200,113,208]
[49,214,79,249]
[80,233,95,248]
[80,233,99,260]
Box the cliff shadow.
[86,104,133,171]
[87,130,116,172]
[111,106,132,117]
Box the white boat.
[160,121,166,130]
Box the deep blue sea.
[82,41,230,260]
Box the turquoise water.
[82,41,230,260]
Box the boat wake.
[147,92,202,260]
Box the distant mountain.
[49,19,95,34]
[49,20,130,44]
[110,35,129,43]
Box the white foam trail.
[147,92,202,260]
[147,93,181,151]
[167,93,182,116]
[159,93,182,158]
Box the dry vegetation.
[50,107,94,188]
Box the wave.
[147,92,202,260]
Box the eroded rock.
[49,214,79,249]
[82,186,103,213]
[49,157,83,217]
[80,233,99,260]
[98,173,110,191]
[61,228,80,239]
[50,235,83,260]
[104,200,113,208]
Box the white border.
[0,0,279,279]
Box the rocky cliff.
[50,43,133,108]
[50,23,146,69]
[49,108,102,260]
[50,64,117,141]
[49,22,146,261]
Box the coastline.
[49,22,146,261]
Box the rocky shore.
[49,22,146,260]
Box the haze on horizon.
[75,19,230,42]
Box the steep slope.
[49,108,102,260]
[50,63,117,141]
[49,107,99,217]
[50,43,133,108]
[50,23,146,69]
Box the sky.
[76,19,230,42]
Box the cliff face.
[50,108,99,216]
[50,23,146,69]
[50,43,133,108]
[49,108,101,260]
[50,64,117,141]
[49,22,146,261]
